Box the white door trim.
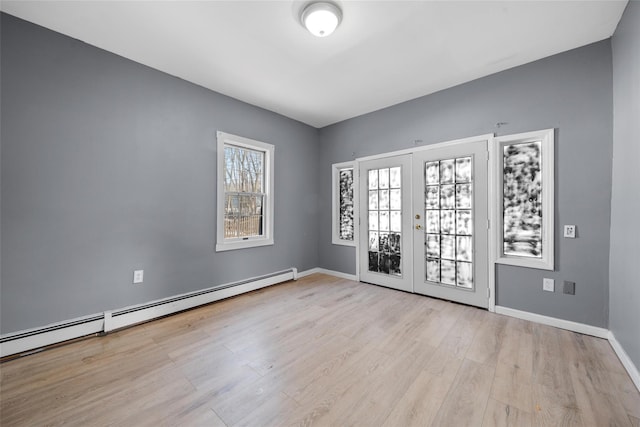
[356,133,495,163]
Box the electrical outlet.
[564,225,576,238]
[133,270,144,284]
[543,278,555,292]
[563,281,575,295]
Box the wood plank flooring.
[1,273,638,426]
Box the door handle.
[415,224,423,230]
[415,214,421,219]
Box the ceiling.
[1,1,628,128]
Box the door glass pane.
[455,157,472,182]
[379,190,390,210]
[390,189,401,210]
[379,168,390,189]
[456,262,473,288]
[456,210,472,235]
[456,236,472,262]
[441,235,455,260]
[456,184,472,209]
[379,232,389,252]
[390,167,401,188]
[423,156,474,289]
[369,170,378,190]
[426,210,440,233]
[369,231,379,251]
[426,234,440,257]
[441,211,455,235]
[390,211,401,232]
[369,211,379,231]
[426,162,439,185]
[369,190,378,210]
[379,211,390,231]
[426,186,439,209]
[426,259,440,282]
[440,185,455,209]
[440,159,455,184]
[441,260,456,285]
[368,166,402,276]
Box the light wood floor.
[1,273,639,426]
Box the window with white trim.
[492,129,554,270]
[332,161,357,246]
[216,131,274,252]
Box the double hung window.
[216,131,274,251]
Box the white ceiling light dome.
[301,2,342,37]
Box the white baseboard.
[495,305,640,393]
[301,268,357,281]
[494,306,609,338]
[103,270,294,332]
[608,331,640,392]
[0,317,105,358]
[0,269,295,358]
[296,267,321,278]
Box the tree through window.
[224,145,264,238]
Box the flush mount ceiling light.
[300,2,342,37]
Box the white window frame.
[332,161,358,246]
[216,131,274,252]
[490,129,554,270]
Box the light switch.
[133,270,144,284]
[564,225,576,238]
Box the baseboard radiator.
[0,268,298,358]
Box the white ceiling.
[1,1,628,128]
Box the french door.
[411,141,488,308]
[358,140,489,308]
[358,155,413,292]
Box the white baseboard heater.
[0,268,298,358]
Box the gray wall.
[0,13,320,334]
[318,40,613,328]
[1,10,629,341]
[610,2,640,369]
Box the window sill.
[495,255,554,271]
[331,238,356,247]
[215,238,274,252]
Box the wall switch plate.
[543,278,555,292]
[563,281,575,295]
[564,225,576,238]
[133,270,144,284]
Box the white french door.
[358,155,413,292]
[358,140,489,308]
[411,141,489,308]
